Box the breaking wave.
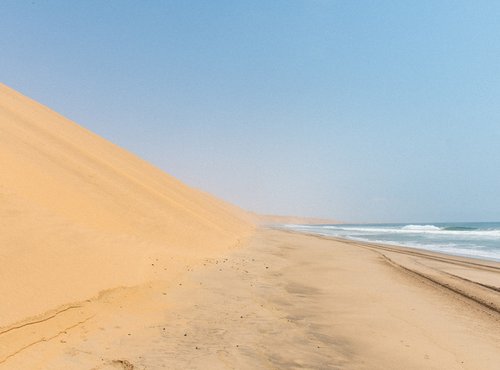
[280,222,500,262]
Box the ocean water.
[282,222,500,262]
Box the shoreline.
[289,228,500,268]
[290,230,500,314]
[2,228,499,369]
[336,236,500,264]
[272,223,500,263]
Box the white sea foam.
[402,224,441,231]
[297,225,500,239]
[348,237,500,261]
[281,222,500,262]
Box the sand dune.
[0,83,254,332]
[3,83,498,369]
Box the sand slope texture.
[0,83,254,360]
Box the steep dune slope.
[0,83,254,328]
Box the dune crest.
[0,83,254,328]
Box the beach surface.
[0,83,254,367]
[1,84,499,369]
[3,228,499,369]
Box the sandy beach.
[1,84,499,369]
[2,228,498,369]
[3,0,500,367]
[0,83,253,368]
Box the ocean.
[283,222,500,262]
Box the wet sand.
[4,228,499,369]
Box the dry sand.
[3,229,499,369]
[1,84,499,369]
[0,83,253,366]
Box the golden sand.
[0,83,253,365]
[1,84,498,369]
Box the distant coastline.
[257,213,340,226]
[282,222,500,262]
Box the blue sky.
[2,1,500,222]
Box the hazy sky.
[2,1,500,222]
